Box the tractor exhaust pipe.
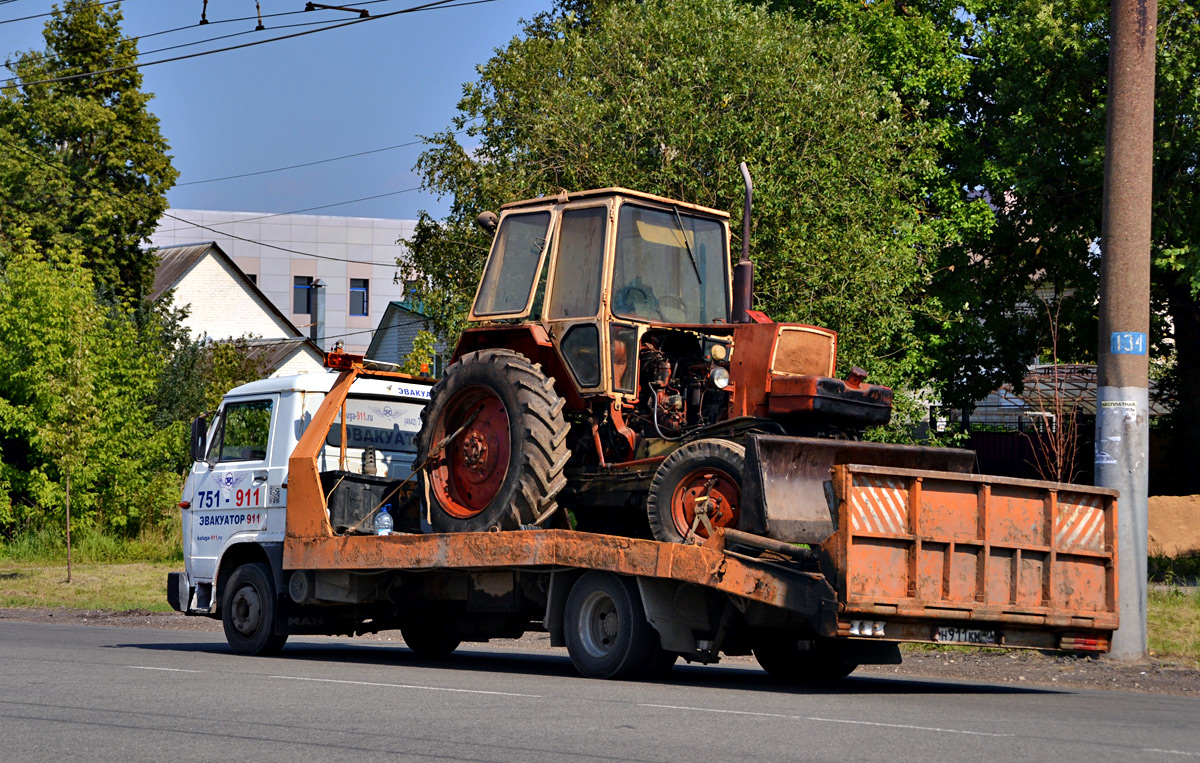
[732,162,754,323]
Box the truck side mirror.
[190,415,208,462]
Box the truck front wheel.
[419,349,569,533]
[222,562,288,656]
[564,572,664,679]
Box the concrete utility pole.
[1096,0,1156,659]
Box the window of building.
[293,276,313,314]
[350,278,369,316]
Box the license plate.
[934,627,998,645]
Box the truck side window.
[212,400,273,463]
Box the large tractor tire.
[646,439,744,544]
[419,349,569,533]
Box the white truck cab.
[170,371,433,616]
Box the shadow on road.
[107,637,1063,697]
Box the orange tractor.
[418,166,896,541]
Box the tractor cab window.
[473,211,552,316]
[612,204,728,325]
[548,206,606,320]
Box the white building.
[151,210,414,354]
[150,242,325,377]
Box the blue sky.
[0,0,553,221]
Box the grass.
[0,562,177,612]
[0,523,182,565]
[1148,586,1200,665]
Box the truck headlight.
[710,367,730,389]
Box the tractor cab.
[467,188,732,400]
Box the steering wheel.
[657,294,688,319]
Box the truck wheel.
[222,562,288,656]
[753,635,857,683]
[420,349,569,533]
[564,572,660,679]
[399,618,462,658]
[646,439,744,544]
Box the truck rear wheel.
[419,349,569,532]
[646,439,744,544]
[399,617,462,657]
[222,562,288,656]
[564,572,662,679]
[753,635,857,682]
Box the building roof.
[973,364,1172,425]
[151,241,306,340]
[238,337,325,370]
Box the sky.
[0,0,554,222]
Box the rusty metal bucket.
[740,435,976,544]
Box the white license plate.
[934,627,998,645]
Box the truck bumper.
[167,572,190,613]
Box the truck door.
[187,395,278,582]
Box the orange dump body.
[821,463,1118,649]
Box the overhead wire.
[176,131,471,187]
[0,134,415,268]
[0,0,500,91]
[0,0,122,25]
[0,9,347,87]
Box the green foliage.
[404,0,946,385]
[0,232,178,537]
[0,522,182,564]
[0,0,177,302]
[401,330,438,376]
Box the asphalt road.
[2,621,1198,762]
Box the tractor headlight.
[710,367,730,390]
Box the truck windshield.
[612,204,728,324]
[326,396,423,453]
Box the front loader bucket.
[740,435,976,544]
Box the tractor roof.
[500,187,729,219]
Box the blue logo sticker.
[1110,332,1147,355]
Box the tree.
[0,0,177,303]
[0,231,175,537]
[403,0,946,388]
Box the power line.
[162,185,422,227]
[177,135,451,187]
[0,134,414,268]
[0,0,122,26]
[0,11,349,88]
[0,0,499,91]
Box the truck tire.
[420,349,569,533]
[564,572,661,679]
[222,562,288,656]
[753,635,857,683]
[399,617,462,658]
[646,439,744,544]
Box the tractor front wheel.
[646,439,744,544]
[419,349,569,533]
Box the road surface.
[1,621,1197,762]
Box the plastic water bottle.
[374,504,394,536]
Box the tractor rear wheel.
[419,349,569,533]
[646,439,744,544]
